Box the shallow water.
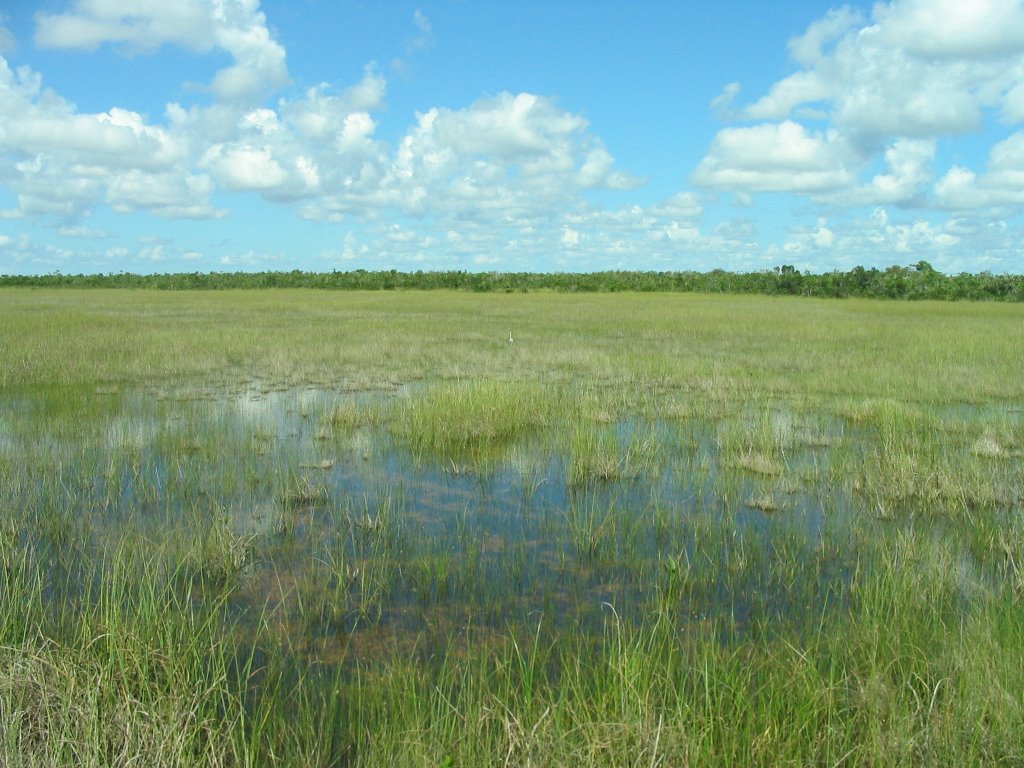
[2,383,1021,666]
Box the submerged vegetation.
[0,288,1022,765]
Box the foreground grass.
[1,289,1023,766]
[2,544,1021,766]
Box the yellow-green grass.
[3,289,1022,405]
[1,288,1023,766]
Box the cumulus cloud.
[935,131,1024,208]
[58,225,110,238]
[783,218,835,255]
[208,3,289,102]
[201,144,288,190]
[772,207,966,272]
[297,91,640,223]
[391,9,435,74]
[106,171,223,218]
[873,0,1024,59]
[421,93,586,159]
[412,9,433,50]
[695,0,1024,213]
[34,0,215,52]
[775,0,1024,141]
[0,15,15,55]
[693,121,855,193]
[0,54,217,220]
[711,82,741,119]
[35,0,288,102]
[788,6,863,67]
[743,72,832,121]
[821,139,936,206]
[18,23,650,228]
[4,1,708,272]
[650,192,703,219]
[1,1,297,223]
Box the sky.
[2,1,1024,275]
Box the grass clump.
[850,404,1014,518]
[323,399,383,432]
[718,410,792,477]
[392,380,559,458]
[277,478,330,509]
[187,513,257,586]
[568,428,662,487]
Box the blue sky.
[2,0,1024,275]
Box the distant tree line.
[2,261,1023,301]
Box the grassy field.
[1,288,1022,766]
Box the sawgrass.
[3,289,1022,405]
[1,288,1023,765]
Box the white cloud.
[0,51,225,220]
[0,14,15,55]
[412,9,433,49]
[34,0,215,53]
[871,216,960,253]
[984,130,1024,186]
[693,121,855,192]
[4,1,646,256]
[783,218,835,255]
[788,6,863,67]
[650,191,703,219]
[11,153,105,216]
[282,70,386,141]
[208,4,289,102]
[106,171,222,218]
[297,91,640,222]
[822,138,936,206]
[868,139,935,202]
[777,208,963,270]
[35,0,288,102]
[58,225,110,238]
[873,0,1024,59]
[201,144,288,190]
[694,0,1024,222]
[744,71,832,121]
[424,93,586,159]
[773,1,1023,142]
[391,9,435,74]
[711,82,741,119]
[0,60,184,171]
[934,131,1024,208]
[813,219,834,248]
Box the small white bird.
[508,329,514,344]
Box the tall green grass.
[390,379,560,459]
[3,289,1022,405]
[0,289,1022,765]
